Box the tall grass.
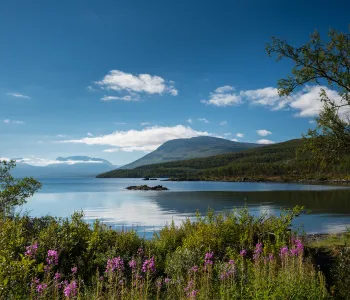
[0,206,336,299]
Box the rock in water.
[126,185,168,191]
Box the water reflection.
[24,187,350,237]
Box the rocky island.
[126,185,168,191]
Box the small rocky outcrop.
[126,185,168,191]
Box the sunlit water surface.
[22,178,350,238]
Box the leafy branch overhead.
[266,28,350,166]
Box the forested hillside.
[97,139,350,181]
[122,136,261,169]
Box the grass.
[0,207,349,299]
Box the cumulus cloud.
[236,133,244,138]
[95,70,178,100]
[241,87,288,109]
[289,86,349,118]
[4,119,25,125]
[256,129,272,137]
[59,125,211,153]
[220,121,227,126]
[6,92,31,99]
[231,138,239,142]
[100,95,135,101]
[201,85,347,120]
[198,118,209,123]
[187,118,193,124]
[201,86,242,107]
[13,157,104,167]
[256,139,275,145]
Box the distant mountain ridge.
[122,136,262,169]
[12,156,117,178]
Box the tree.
[266,28,350,167]
[0,160,41,216]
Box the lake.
[22,178,350,238]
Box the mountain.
[11,156,118,178]
[97,139,350,181]
[122,136,262,169]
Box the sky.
[1,0,349,166]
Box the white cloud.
[201,85,348,120]
[87,132,94,137]
[56,134,66,138]
[87,86,96,92]
[59,125,211,153]
[241,87,288,109]
[114,122,126,125]
[256,139,275,145]
[3,119,25,125]
[289,86,349,118]
[242,85,348,119]
[100,95,136,101]
[95,70,178,98]
[256,129,272,137]
[198,118,209,123]
[187,118,193,124]
[236,133,244,138]
[220,121,227,126]
[201,86,242,107]
[14,157,104,167]
[231,138,239,142]
[141,122,151,126]
[6,92,31,99]
[223,132,231,136]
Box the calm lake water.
[22,178,350,238]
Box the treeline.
[97,139,350,181]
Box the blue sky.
[1,0,349,165]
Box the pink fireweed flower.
[25,242,38,258]
[240,249,247,257]
[204,252,214,270]
[184,280,194,292]
[46,249,58,265]
[64,280,78,298]
[189,289,199,299]
[156,279,162,288]
[253,243,263,260]
[164,278,171,284]
[54,272,61,281]
[280,246,289,257]
[191,265,199,273]
[228,259,235,265]
[128,259,137,270]
[142,256,156,273]
[137,248,144,256]
[36,283,47,294]
[106,256,124,273]
[71,266,77,274]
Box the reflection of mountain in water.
[147,190,350,216]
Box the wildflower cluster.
[46,249,59,266]
[220,260,235,281]
[106,256,124,273]
[142,256,156,273]
[64,280,78,298]
[25,242,38,258]
[204,251,214,270]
